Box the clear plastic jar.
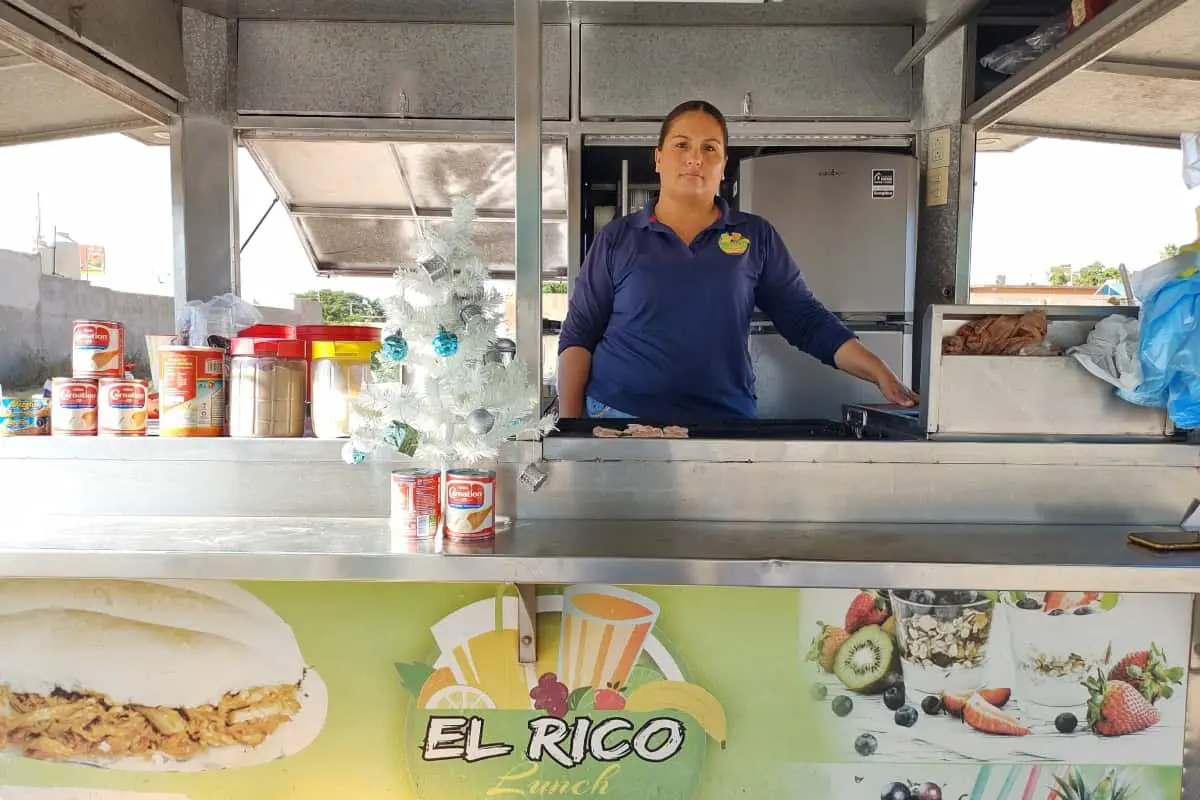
[229,338,306,438]
[311,340,380,439]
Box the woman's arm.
[557,347,592,417]
[754,223,918,406]
[833,338,919,407]
[556,228,617,417]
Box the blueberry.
[881,782,913,800]
[854,732,878,756]
[921,695,942,715]
[913,590,937,605]
[1016,597,1041,610]
[832,695,854,717]
[1073,606,1095,615]
[1055,712,1078,733]
[894,705,919,727]
[1049,608,1065,616]
[811,684,828,700]
[883,685,906,710]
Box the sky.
[0,133,1195,305]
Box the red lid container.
[239,324,297,339]
[296,325,379,343]
[230,337,306,359]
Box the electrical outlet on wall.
[927,129,952,170]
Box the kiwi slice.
[833,624,897,694]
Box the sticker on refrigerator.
[871,169,896,199]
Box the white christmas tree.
[345,195,552,467]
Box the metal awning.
[0,1,180,146]
[242,134,569,280]
[970,0,1200,149]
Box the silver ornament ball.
[460,304,484,325]
[466,408,496,434]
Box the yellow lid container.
[311,340,381,361]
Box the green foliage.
[542,281,569,294]
[1048,265,1072,287]
[1161,243,1182,260]
[296,290,385,323]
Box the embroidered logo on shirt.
[718,231,750,255]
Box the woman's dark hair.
[657,100,729,151]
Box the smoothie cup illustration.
[558,584,661,692]
[1005,591,1117,707]
[889,590,995,695]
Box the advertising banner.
[0,580,1189,799]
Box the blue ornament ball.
[382,333,409,361]
[432,329,459,357]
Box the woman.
[557,100,918,421]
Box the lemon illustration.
[425,685,497,711]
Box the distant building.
[969,284,1126,307]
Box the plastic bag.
[1182,133,1200,190]
[1122,272,1200,428]
[175,293,263,348]
[1067,314,1142,391]
[979,18,1069,75]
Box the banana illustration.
[624,680,727,747]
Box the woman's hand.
[874,370,919,407]
[833,338,919,408]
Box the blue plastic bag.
[1123,270,1200,428]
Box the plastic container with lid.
[296,324,379,402]
[311,340,381,439]
[229,338,307,438]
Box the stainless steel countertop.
[2,516,1197,590]
[4,434,1196,467]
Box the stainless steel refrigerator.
[738,150,918,420]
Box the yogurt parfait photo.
[799,589,1192,765]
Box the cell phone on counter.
[1127,531,1200,552]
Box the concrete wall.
[0,249,321,389]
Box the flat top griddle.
[551,417,889,439]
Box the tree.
[295,289,385,323]
[1048,265,1072,286]
[347,196,547,468]
[1074,261,1120,288]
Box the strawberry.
[940,691,968,717]
[963,693,1030,736]
[1043,591,1100,612]
[593,685,626,711]
[1085,669,1161,736]
[1109,643,1184,704]
[941,687,1010,717]
[806,622,850,672]
[845,591,890,633]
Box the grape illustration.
[530,672,569,718]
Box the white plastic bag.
[1068,314,1142,392]
[175,293,263,347]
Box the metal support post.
[514,0,543,410]
[170,8,239,315]
[911,0,976,391]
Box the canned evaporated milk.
[99,378,149,436]
[390,468,442,540]
[160,346,226,437]
[444,468,496,540]
[51,378,98,435]
[72,320,124,378]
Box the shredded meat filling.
[0,680,301,761]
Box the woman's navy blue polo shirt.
[558,197,856,421]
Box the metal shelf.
[969,0,1199,147]
[1,516,1197,591]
